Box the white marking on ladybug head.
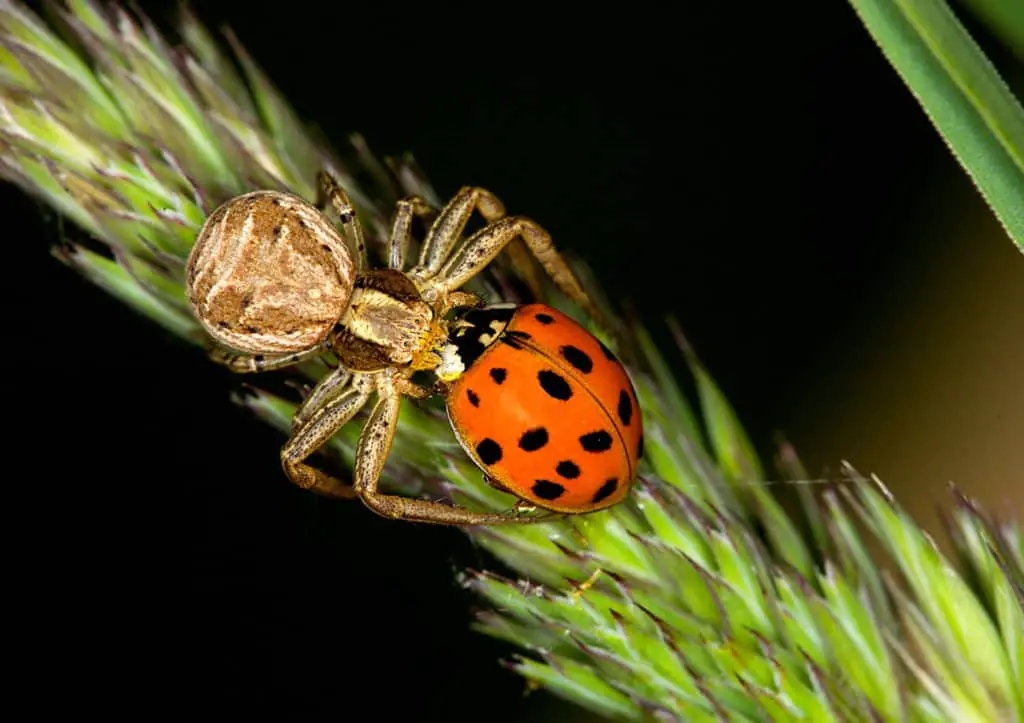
[436,343,466,382]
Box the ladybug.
[440,303,644,513]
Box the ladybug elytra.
[441,303,643,513]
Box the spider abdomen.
[186,190,356,354]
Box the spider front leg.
[281,373,374,499]
[316,170,368,272]
[411,186,506,279]
[353,374,562,526]
[436,216,605,328]
[388,195,437,271]
[210,345,324,373]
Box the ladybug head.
[435,303,517,382]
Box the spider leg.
[316,170,368,272]
[388,195,437,271]
[435,290,485,318]
[501,235,547,301]
[435,216,605,328]
[292,367,351,430]
[407,186,550,302]
[209,345,323,373]
[281,373,374,499]
[353,373,563,526]
[410,186,506,280]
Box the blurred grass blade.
[956,0,1024,59]
[847,0,1024,253]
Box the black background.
[8,0,1015,719]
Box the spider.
[185,171,610,525]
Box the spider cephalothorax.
[186,171,616,525]
[328,268,445,372]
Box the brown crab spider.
[186,171,605,525]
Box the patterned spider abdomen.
[186,190,356,354]
[445,304,643,513]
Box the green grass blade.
[847,0,1024,253]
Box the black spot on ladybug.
[273,225,283,237]
[556,460,581,479]
[476,438,502,465]
[271,198,282,206]
[560,345,593,373]
[535,313,554,324]
[532,480,565,500]
[519,427,549,451]
[467,389,480,407]
[592,478,618,503]
[637,435,645,460]
[538,370,572,400]
[320,244,331,252]
[598,340,618,362]
[245,325,260,333]
[217,321,229,329]
[580,430,613,452]
[617,390,633,426]
[489,368,507,384]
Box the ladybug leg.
[409,186,506,281]
[429,379,452,397]
[435,216,608,330]
[316,170,369,273]
[387,195,437,271]
[208,344,324,374]
[354,373,564,526]
[280,373,375,499]
[482,474,510,492]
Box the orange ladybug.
[441,303,643,514]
